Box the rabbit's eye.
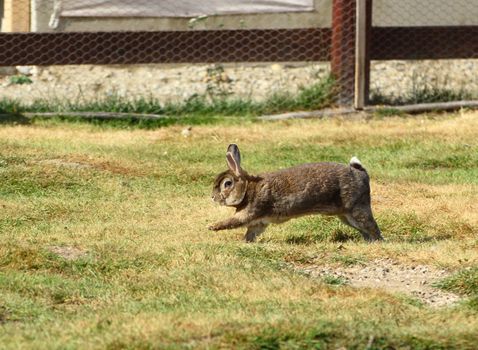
[223,180,233,188]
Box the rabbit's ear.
[226,144,242,176]
[227,144,241,165]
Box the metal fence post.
[331,0,356,106]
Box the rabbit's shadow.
[284,229,359,245]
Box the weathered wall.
[1,60,478,103]
[10,0,478,33]
[31,0,332,32]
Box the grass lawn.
[1,111,478,349]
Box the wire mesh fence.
[370,0,478,105]
[1,0,345,114]
[1,0,478,113]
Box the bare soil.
[299,258,461,307]
[48,246,87,261]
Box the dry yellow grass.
[1,111,478,348]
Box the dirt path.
[298,258,461,307]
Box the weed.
[204,65,233,100]
[322,274,348,286]
[9,75,32,85]
[332,254,366,266]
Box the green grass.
[0,76,335,129]
[321,274,348,286]
[438,268,478,296]
[9,75,33,85]
[370,85,473,106]
[436,268,478,310]
[1,113,478,348]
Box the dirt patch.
[36,157,146,176]
[90,160,146,176]
[299,258,461,307]
[37,159,92,169]
[48,246,87,261]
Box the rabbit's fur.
[209,144,383,242]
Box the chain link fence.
[370,0,478,105]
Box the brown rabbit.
[209,144,383,242]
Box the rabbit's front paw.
[208,223,221,231]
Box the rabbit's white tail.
[350,156,365,171]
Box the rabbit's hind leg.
[339,214,370,241]
[244,224,268,243]
[343,207,383,242]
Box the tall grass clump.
[370,73,474,106]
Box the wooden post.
[2,0,30,32]
[331,0,356,106]
[354,0,372,109]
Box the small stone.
[270,63,283,72]
[16,65,33,75]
